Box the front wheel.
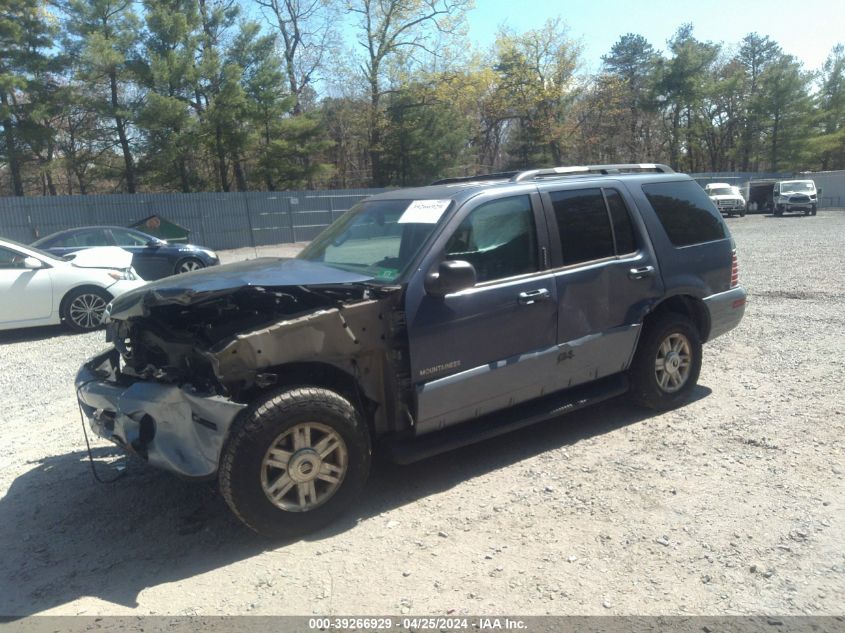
[629,313,702,410]
[219,387,371,539]
[811,206,817,216]
[62,286,112,332]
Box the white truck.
[772,180,818,216]
[704,183,746,217]
[745,179,818,216]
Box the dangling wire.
[77,382,126,484]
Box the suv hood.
[108,257,375,319]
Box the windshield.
[780,181,815,194]
[708,187,734,196]
[298,199,450,283]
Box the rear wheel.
[630,313,702,410]
[175,257,205,274]
[61,287,112,332]
[219,387,371,539]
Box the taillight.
[730,249,739,288]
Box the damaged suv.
[76,164,746,538]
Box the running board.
[382,373,629,464]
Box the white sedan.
[0,237,147,332]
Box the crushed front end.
[74,258,408,479]
[76,349,246,478]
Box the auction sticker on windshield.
[398,199,451,224]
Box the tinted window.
[605,189,637,255]
[642,181,726,246]
[549,188,614,265]
[444,195,538,283]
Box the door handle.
[518,288,550,305]
[628,266,655,280]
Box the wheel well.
[59,284,113,318]
[644,295,710,342]
[242,361,377,437]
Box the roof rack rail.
[430,171,520,185]
[511,163,674,182]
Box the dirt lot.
[0,211,843,616]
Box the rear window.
[642,181,726,246]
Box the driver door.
[406,193,559,435]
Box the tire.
[219,386,371,539]
[739,209,746,217]
[174,257,205,274]
[629,313,702,410]
[804,207,810,216]
[811,206,817,216]
[61,286,112,332]
[774,206,783,217]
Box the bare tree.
[253,0,334,114]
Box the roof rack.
[511,163,674,182]
[430,171,520,186]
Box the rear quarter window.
[642,181,726,246]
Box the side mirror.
[424,260,477,297]
[23,256,43,269]
[145,239,160,248]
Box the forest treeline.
[2,0,844,196]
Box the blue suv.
[76,164,746,537]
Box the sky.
[465,0,845,73]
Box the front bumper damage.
[76,349,246,478]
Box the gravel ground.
[0,211,843,616]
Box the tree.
[0,0,54,195]
[137,0,203,192]
[62,0,142,193]
[655,24,719,171]
[811,44,845,170]
[758,54,813,170]
[252,0,334,114]
[346,0,473,186]
[493,18,581,168]
[380,84,469,185]
[601,33,661,160]
[735,33,781,170]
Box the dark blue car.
[32,226,219,280]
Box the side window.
[605,189,637,255]
[0,247,26,269]
[444,195,538,283]
[111,229,150,246]
[56,229,112,248]
[549,188,614,265]
[642,181,726,246]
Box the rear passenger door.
[540,183,664,388]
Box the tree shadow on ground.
[0,386,710,616]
